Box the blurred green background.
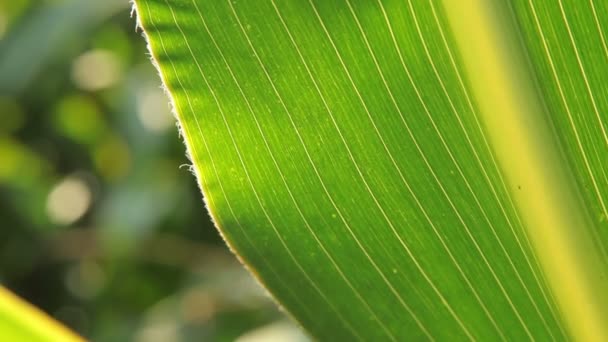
[0,0,305,340]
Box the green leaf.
[0,286,83,342]
[133,0,608,340]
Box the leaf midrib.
[443,0,608,340]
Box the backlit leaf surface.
[133,0,608,340]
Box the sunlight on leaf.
[133,0,608,340]
[0,287,83,342]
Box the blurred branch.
[46,229,236,272]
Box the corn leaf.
[0,287,83,342]
[133,0,608,340]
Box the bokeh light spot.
[179,289,215,324]
[237,321,309,342]
[71,49,122,91]
[135,321,179,342]
[65,259,106,299]
[46,176,92,225]
[136,88,174,133]
[0,138,47,185]
[53,94,106,145]
[93,135,131,181]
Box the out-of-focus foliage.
[0,0,304,340]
